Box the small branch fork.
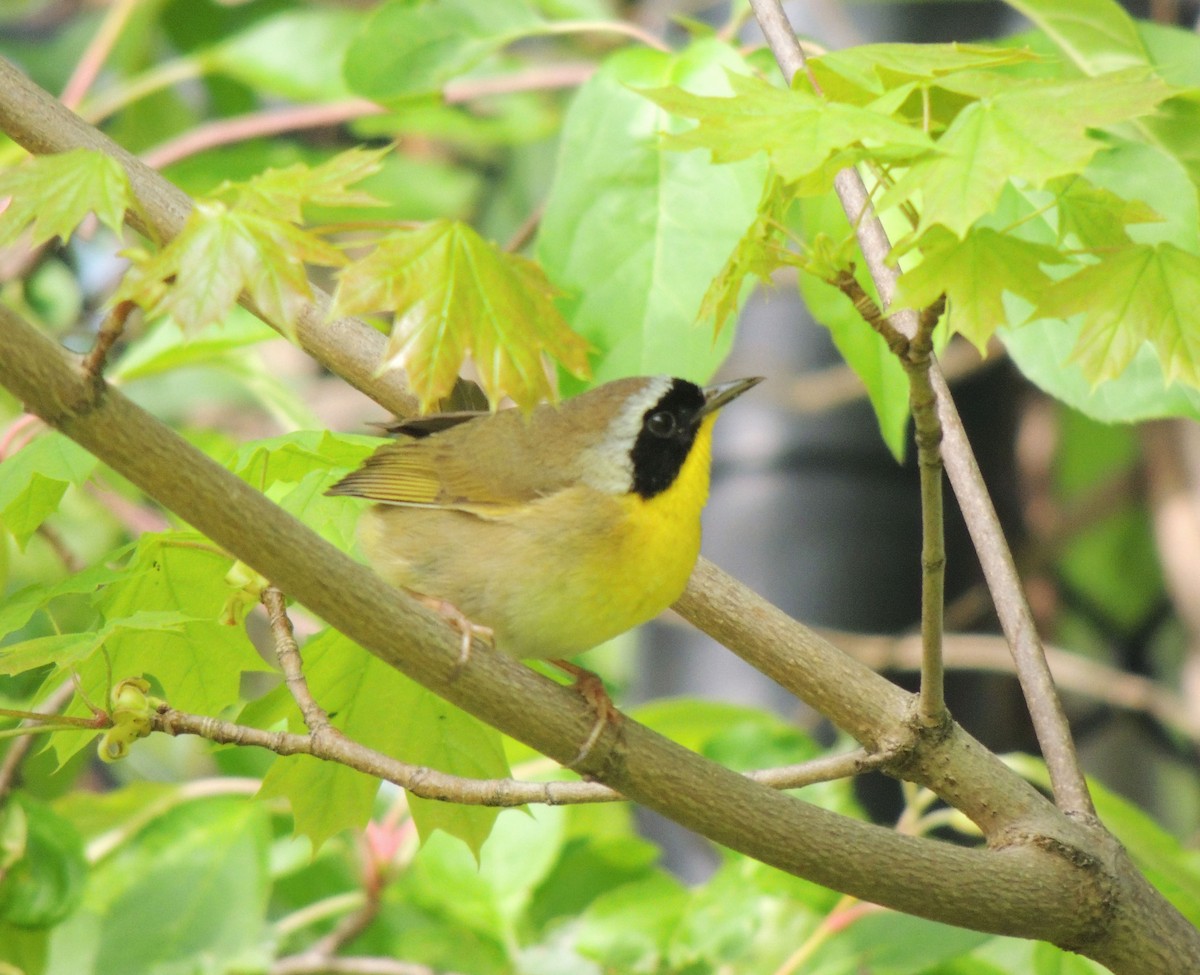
[749,0,1093,819]
[151,588,892,809]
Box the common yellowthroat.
[327,375,761,664]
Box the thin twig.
[81,299,134,381]
[263,587,331,734]
[906,303,947,726]
[152,706,884,807]
[0,681,78,802]
[746,0,1094,820]
[59,0,140,110]
[34,522,84,572]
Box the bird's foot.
[411,593,494,672]
[551,658,620,768]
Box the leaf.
[50,533,272,767]
[647,70,932,191]
[115,199,345,338]
[892,227,1066,349]
[697,174,803,334]
[0,432,98,548]
[332,219,590,412]
[0,796,86,929]
[343,0,544,103]
[111,309,279,382]
[1000,317,1200,424]
[1049,176,1161,249]
[1004,0,1150,73]
[536,39,768,390]
[0,633,94,677]
[807,42,1039,105]
[219,145,389,221]
[1033,243,1200,386]
[0,148,132,248]
[880,70,1174,237]
[84,796,271,975]
[0,556,133,644]
[259,630,509,853]
[207,7,364,101]
[796,191,911,460]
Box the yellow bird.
[327,374,761,667]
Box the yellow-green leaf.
[892,226,1066,349]
[0,148,132,248]
[115,200,345,337]
[1033,242,1200,386]
[220,145,389,221]
[332,219,591,412]
[880,70,1173,237]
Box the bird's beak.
[698,376,764,419]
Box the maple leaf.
[0,148,133,248]
[880,69,1173,237]
[1048,175,1162,248]
[332,220,591,411]
[219,145,389,221]
[892,226,1066,348]
[1033,242,1200,387]
[115,200,346,337]
[645,72,932,194]
[808,42,1038,105]
[698,175,803,333]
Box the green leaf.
[0,148,132,248]
[0,633,94,677]
[0,556,133,644]
[343,0,544,103]
[83,796,270,975]
[697,173,804,334]
[807,911,991,975]
[575,872,689,972]
[115,199,345,338]
[807,42,1039,105]
[219,145,389,221]
[1033,242,1200,387]
[0,433,98,548]
[880,70,1173,237]
[1004,0,1149,73]
[260,630,509,853]
[232,430,377,491]
[332,219,591,412]
[537,39,768,390]
[1000,317,1200,423]
[207,7,363,101]
[110,309,278,382]
[1049,176,1161,249]
[892,227,1066,349]
[1089,777,1200,925]
[0,795,86,929]
[648,70,931,192]
[50,533,271,767]
[797,191,910,460]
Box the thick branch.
[0,300,1126,952]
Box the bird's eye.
[646,411,676,438]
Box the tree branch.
[0,298,1140,958]
[744,0,1094,821]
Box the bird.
[326,374,761,755]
